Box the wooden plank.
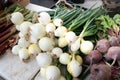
[82,0,102,9]
[34,71,46,80]
[0,50,39,80]
[25,3,51,12]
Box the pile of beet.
[97,37,120,66]
[84,36,120,80]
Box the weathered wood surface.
[0,50,39,80]
[82,0,102,8]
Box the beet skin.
[85,50,102,64]
[96,39,110,53]
[104,46,120,66]
[90,64,111,80]
[109,36,119,46]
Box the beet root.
[118,60,120,66]
[96,39,110,53]
[85,50,102,64]
[109,36,119,46]
[90,64,111,80]
[111,66,120,80]
[104,46,120,66]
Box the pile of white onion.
[11,11,94,79]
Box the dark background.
[30,0,85,8]
[30,0,58,8]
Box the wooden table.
[0,1,102,80]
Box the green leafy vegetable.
[113,14,120,25]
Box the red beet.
[96,39,110,53]
[83,50,103,75]
[117,35,120,44]
[109,36,119,46]
[85,50,102,64]
[118,60,120,66]
[104,46,120,66]
[111,66,120,80]
[90,64,111,80]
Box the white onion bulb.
[38,12,51,25]
[71,38,80,52]
[54,26,67,37]
[36,53,52,67]
[39,37,54,51]
[12,45,21,55]
[80,40,94,55]
[29,35,38,43]
[67,57,82,77]
[46,23,56,33]
[19,21,32,36]
[18,32,24,38]
[58,37,68,48]
[18,48,29,60]
[30,23,46,39]
[76,55,83,65]
[46,66,61,80]
[59,53,71,65]
[15,25,20,31]
[40,68,46,78]
[59,76,66,80]
[28,44,41,55]
[53,18,63,27]
[10,12,24,25]
[65,31,77,44]
[52,47,63,58]
[18,37,30,48]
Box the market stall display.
[0,0,120,80]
